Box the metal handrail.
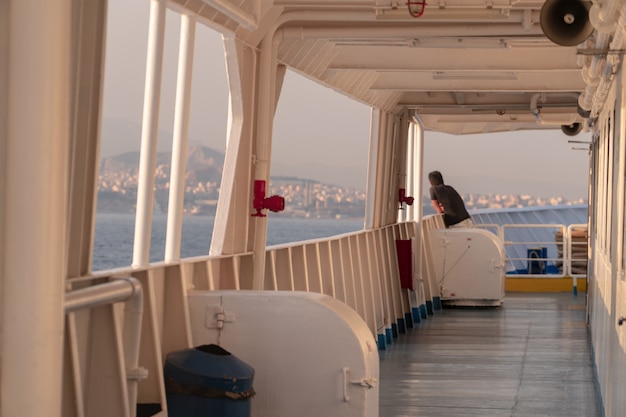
[475,222,588,281]
[65,277,145,417]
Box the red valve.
[398,188,414,209]
[252,180,285,217]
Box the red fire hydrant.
[398,188,414,209]
[252,180,285,217]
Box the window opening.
[268,70,369,244]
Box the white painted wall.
[186,291,379,417]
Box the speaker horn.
[540,0,594,46]
[562,122,583,136]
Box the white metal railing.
[64,277,145,417]
[501,223,566,277]
[82,220,417,347]
[566,224,588,277]
[474,222,588,281]
[64,219,588,416]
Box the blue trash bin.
[164,344,255,417]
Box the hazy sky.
[102,0,590,201]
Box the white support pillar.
[0,0,8,289]
[404,115,414,222]
[165,14,196,262]
[66,0,107,278]
[381,113,396,226]
[615,70,626,271]
[366,110,399,228]
[413,117,425,223]
[365,109,380,230]
[2,1,71,416]
[209,37,252,256]
[251,33,278,290]
[133,0,167,267]
[395,114,410,223]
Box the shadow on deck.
[379,293,602,417]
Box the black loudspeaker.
[540,0,594,46]
[562,122,583,136]
[577,104,591,118]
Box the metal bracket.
[205,305,236,329]
[342,367,377,402]
[577,49,626,56]
[490,258,504,273]
[127,366,149,381]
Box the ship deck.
[379,292,602,417]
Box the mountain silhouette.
[100,145,224,186]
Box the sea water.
[93,213,364,271]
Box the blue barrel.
[164,344,255,417]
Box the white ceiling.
[174,0,612,136]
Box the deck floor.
[378,293,602,417]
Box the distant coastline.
[97,145,587,219]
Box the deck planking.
[379,293,602,417]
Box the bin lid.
[164,344,255,396]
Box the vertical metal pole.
[2,0,71,415]
[0,0,8,282]
[414,118,425,223]
[397,114,409,223]
[165,14,196,262]
[405,118,415,222]
[133,0,167,267]
[613,92,626,276]
[251,34,276,290]
[365,109,380,230]
[382,114,396,225]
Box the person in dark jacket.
[428,170,473,228]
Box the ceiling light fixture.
[412,37,507,48]
[432,71,518,80]
[408,0,427,18]
[375,7,522,21]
